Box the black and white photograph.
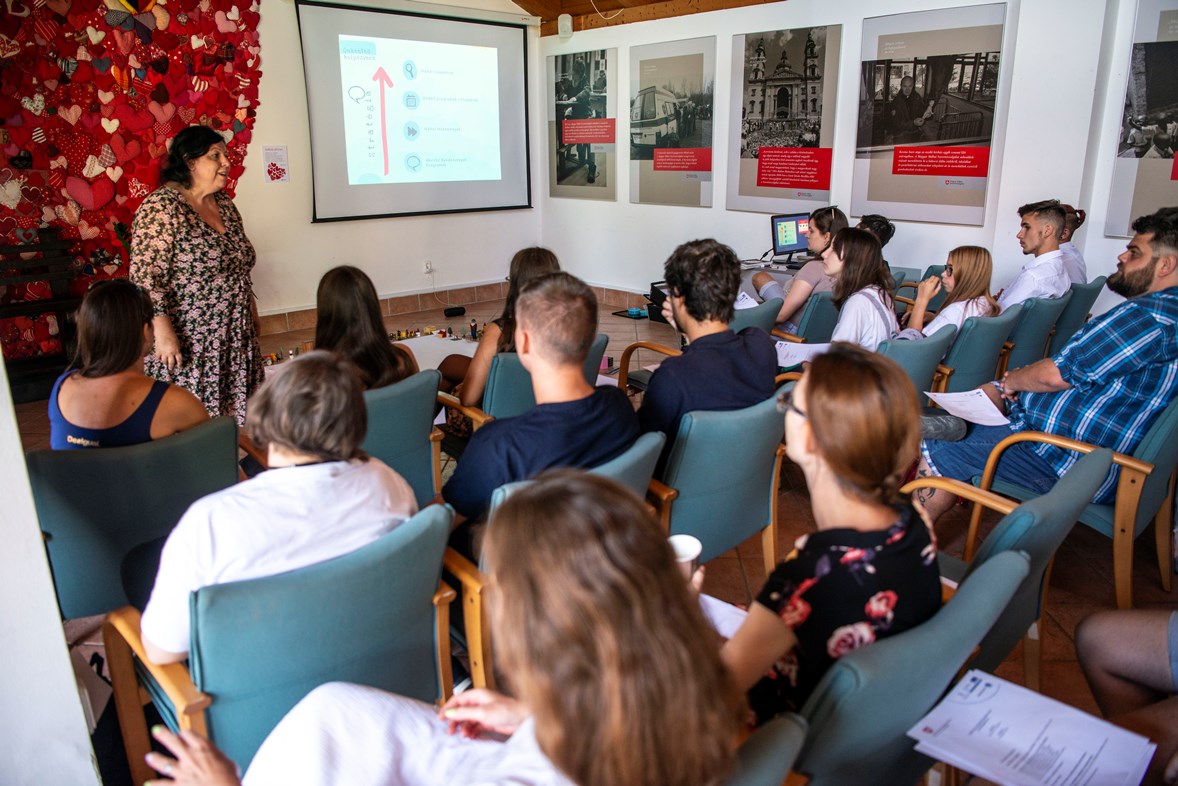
[1116,41,1178,159]
[547,48,617,201]
[855,51,999,153]
[628,54,714,161]
[1105,0,1178,236]
[738,28,826,158]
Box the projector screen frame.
[295,0,534,223]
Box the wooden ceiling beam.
[514,0,563,23]
[538,0,773,37]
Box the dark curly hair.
[159,125,226,188]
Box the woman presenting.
[130,125,264,424]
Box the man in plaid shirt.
[915,206,1178,520]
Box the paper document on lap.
[909,670,1155,786]
[734,291,759,310]
[775,341,830,368]
[700,594,747,639]
[925,389,1010,426]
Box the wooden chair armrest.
[901,477,1019,516]
[978,431,1154,493]
[646,478,678,531]
[959,431,1153,564]
[238,433,268,470]
[104,607,210,718]
[432,579,456,701]
[771,329,804,343]
[441,547,494,689]
[931,362,953,393]
[785,773,811,785]
[775,371,802,385]
[895,295,917,307]
[436,391,493,429]
[443,547,486,591]
[897,281,918,293]
[429,427,444,495]
[433,580,457,607]
[618,340,681,390]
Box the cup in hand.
[669,534,703,581]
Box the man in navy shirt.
[443,272,638,548]
[639,239,778,474]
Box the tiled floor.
[15,296,1178,722]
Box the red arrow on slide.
[373,67,394,175]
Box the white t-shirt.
[831,286,898,350]
[922,296,994,338]
[141,459,417,656]
[997,250,1070,312]
[1059,241,1087,286]
[243,683,572,786]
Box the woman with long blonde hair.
[144,471,744,786]
[906,245,1000,337]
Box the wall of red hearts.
[0,0,262,361]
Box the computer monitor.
[771,212,811,262]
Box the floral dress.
[130,187,263,424]
[747,504,942,725]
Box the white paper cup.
[669,534,703,580]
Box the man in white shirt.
[1059,203,1089,285]
[997,199,1071,312]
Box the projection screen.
[296,0,532,221]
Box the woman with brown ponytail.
[722,344,942,725]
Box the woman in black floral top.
[722,343,941,725]
[130,126,264,424]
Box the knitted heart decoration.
[0,0,264,363]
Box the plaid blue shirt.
[1009,285,1178,502]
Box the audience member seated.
[903,245,1000,338]
[752,205,848,332]
[439,247,560,407]
[314,266,417,390]
[639,239,777,472]
[441,273,639,548]
[1060,204,1089,285]
[997,199,1071,312]
[721,344,941,725]
[49,279,208,450]
[856,213,897,265]
[914,207,1178,523]
[138,351,417,664]
[1076,610,1178,786]
[144,471,744,786]
[828,228,899,349]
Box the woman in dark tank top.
[49,279,208,449]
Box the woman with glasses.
[48,279,208,450]
[905,245,1000,337]
[721,344,941,724]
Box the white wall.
[239,0,1147,316]
[0,360,101,786]
[237,0,542,315]
[537,0,1124,306]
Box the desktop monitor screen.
[771,213,810,257]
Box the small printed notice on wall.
[264,146,290,183]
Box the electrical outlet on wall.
[423,260,434,275]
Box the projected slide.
[339,35,502,185]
